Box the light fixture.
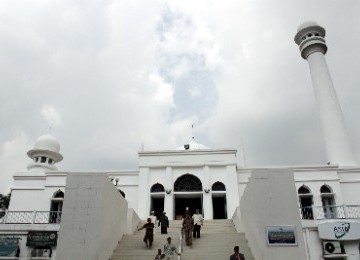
[204,189,210,193]
[165,189,172,194]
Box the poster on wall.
[0,235,20,256]
[266,226,297,246]
[26,231,57,247]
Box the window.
[50,190,64,224]
[298,185,314,219]
[321,185,336,219]
[151,183,165,193]
[174,174,202,192]
[212,182,226,191]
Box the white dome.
[177,138,210,150]
[33,134,61,153]
[297,21,319,32]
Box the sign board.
[266,226,297,246]
[318,221,360,240]
[26,231,58,247]
[0,235,20,256]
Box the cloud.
[41,104,61,129]
[0,0,360,194]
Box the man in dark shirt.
[158,212,169,234]
[230,246,245,260]
[138,218,155,248]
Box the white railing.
[0,211,61,224]
[299,205,360,220]
[178,230,183,260]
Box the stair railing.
[178,229,183,260]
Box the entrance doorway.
[151,196,164,220]
[212,195,227,219]
[174,195,202,220]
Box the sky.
[1,0,360,194]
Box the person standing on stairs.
[230,246,245,260]
[192,209,203,239]
[182,212,194,246]
[149,210,157,227]
[163,237,181,260]
[137,218,155,248]
[158,211,169,234]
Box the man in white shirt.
[192,209,204,239]
[163,237,181,260]
[149,211,157,226]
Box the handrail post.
[32,210,36,224]
[343,204,348,219]
[3,210,8,224]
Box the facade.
[0,22,360,259]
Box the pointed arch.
[298,185,313,220]
[212,182,226,191]
[174,174,202,192]
[298,185,311,194]
[320,185,332,193]
[151,183,165,193]
[53,190,64,198]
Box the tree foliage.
[0,193,11,209]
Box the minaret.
[294,21,356,166]
[27,134,63,172]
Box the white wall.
[56,172,131,260]
[239,169,307,260]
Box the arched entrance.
[173,174,203,219]
[211,181,227,219]
[150,183,165,219]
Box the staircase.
[181,219,253,260]
[110,219,253,260]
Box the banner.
[0,235,20,256]
[26,231,57,247]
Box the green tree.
[0,192,11,209]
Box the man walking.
[182,212,194,246]
[163,237,181,260]
[192,209,203,239]
[230,246,245,260]
[137,218,155,248]
[158,211,169,234]
[149,210,157,226]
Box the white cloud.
[41,104,61,129]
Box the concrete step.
[109,220,254,260]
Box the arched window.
[321,185,336,219]
[174,174,202,192]
[298,185,314,219]
[212,182,226,191]
[50,190,64,224]
[151,183,165,193]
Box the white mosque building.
[1,22,360,260]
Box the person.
[192,209,203,239]
[230,246,245,260]
[154,248,165,259]
[183,206,191,218]
[149,210,157,226]
[158,211,169,234]
[182,212,194,246]
[137,218,155,248]
[163,237,181,260]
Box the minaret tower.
[27,134,63,172]
[294,21,356,166]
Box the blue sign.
[0,236,20,256]
[266,226,297,246]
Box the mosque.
[1,22,360,260]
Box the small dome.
[33,134,61,153]
[297,21,319,32]
[177,138,210,150]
